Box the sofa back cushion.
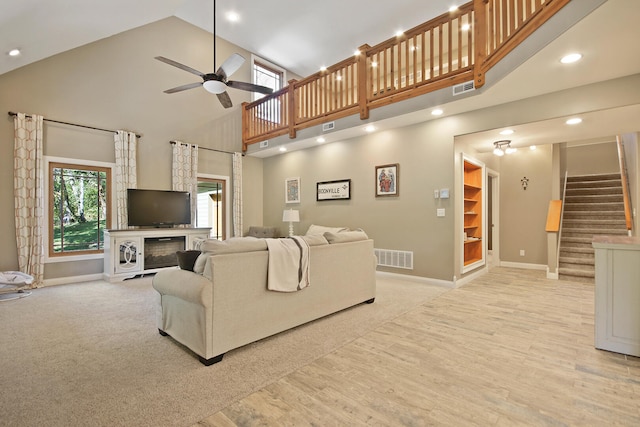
[324,229,368,244]
[305,224,348,236]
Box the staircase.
[559,173,629,283]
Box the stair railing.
[616,135,634,235]
[556,170,569,273]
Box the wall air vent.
[374,248,414,270]
[453,80,475,96]
[259,140,269,148]
[322,121,335,132]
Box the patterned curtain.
[114,131,137,229]
[232,152,243,237]
[171,141,198,226]
[13,113,44,287]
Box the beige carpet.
[0,273,449,426]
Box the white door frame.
[487,168,500,267]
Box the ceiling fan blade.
[155,56,205,77]
[217,91,233,109]
[216,53,245,80]
[163,82,203,94]
[226,80,274,95]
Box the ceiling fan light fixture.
[203,80,227,94]
[493,147,505,156]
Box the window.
[195,178,226,240]
[49,162,111,256]
[253,59,284,101]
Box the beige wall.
[0,17,262,278]
[1,14,639,282]
[566,141,619,176]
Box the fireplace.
[144,236,185,270]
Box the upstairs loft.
[241,0,574,153]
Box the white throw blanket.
[265,236,310,292]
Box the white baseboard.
[42,273,105,287]
[546,267,559,280]
[376,270,455,288]
[453,265,489,288]
[499,261,547,271]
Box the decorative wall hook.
[521,177,529,190]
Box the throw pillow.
[176,250,201,271]
[199,237,268,254]
[305,224,348,236]
[324,229,368,243]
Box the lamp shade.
[282,209,300,222]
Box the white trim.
[42,273,105,287]
[454,265,489,287]
[500,261,548,270]
[197,173,231,239]
[43,156,116,263]
[546,267,559,279]
[376,270,455,288]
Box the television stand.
[103,228,210,282]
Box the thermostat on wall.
[439,188,450,199]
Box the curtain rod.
[170,140,243,156]
[8,111,141,139]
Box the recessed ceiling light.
[354,49,360,56]
[461,23,471,31]
[364,125,376,133]
[431,109,443,116]
[561,53,582,64]
[225,11,240,22]
[395,30,404,37]
[449,6,459,12]
[279,147,287,152]
[316,137,325,143]
[9,48,20,57]
[371,61,378,68]
[530,145,537,151]
[320,66,327,72]
[566,117,582,125]
[500,129,514,135]
[336,75,342,81]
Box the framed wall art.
[285,177,300,204]
[316,179,351,201]
[375,164,399,197]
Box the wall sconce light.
[282,208,300,237]
[521,177,529,190]
[493,140,516,156]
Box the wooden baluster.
[357,44,369,120]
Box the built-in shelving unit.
[462,155,485,273]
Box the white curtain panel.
[233,152,243,237]
[171,141,198,226]
[13,113,44,287]
[114,131,138,229]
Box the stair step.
[565,194,624,204]
[562,219,627,229]
[564,202,625,211]
[567,173,621,182]
[563,211,626,220]
[565,187,623,196]
[558,273,595,284]
[562,228,628,236]
[558,267,596,278]
[559,256,594,266]
[559,249,595,258]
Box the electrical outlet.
[519,249,525,256]
[437,208,445,217]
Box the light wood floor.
[196,268,640,426]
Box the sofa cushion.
[324,229,368,244]
[305,224,348,236]
[176,250,201,271]
[200,237,268,254]
[301,234,329,246]
[246,226,279,238]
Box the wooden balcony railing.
[243,0,571,150]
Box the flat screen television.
[127,189,191,227]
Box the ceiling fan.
[155,0,273,108]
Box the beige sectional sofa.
[152,231,376,365]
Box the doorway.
[196,177,227,240]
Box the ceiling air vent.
[322,121,335,132]
[259,140,269,148]
[452,80,475,96]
